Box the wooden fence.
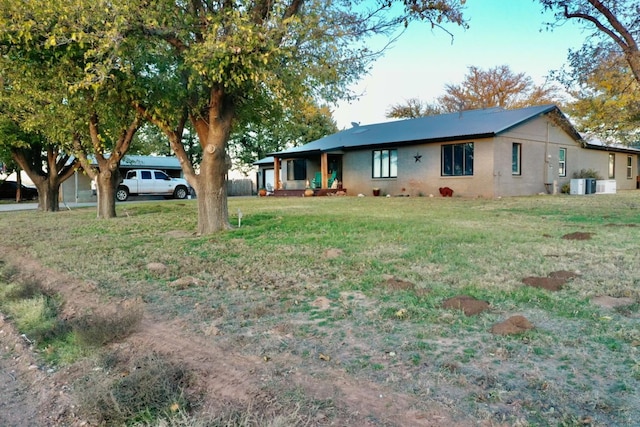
[227,179,254,196]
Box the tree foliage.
[386,65,563,119]
[121,0,467,234]
[386,98,443,119]
[561,51,640,143]
[1,0,466,231]
[438,65,563,112]
[230,102,337,175]
[541,1,640,144]
[0,0,144,216]
[540,0,640,84]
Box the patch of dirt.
[0,249,468,426]
[522,270,580,292]
[146,262,168,273]
[310,296,331,310]
[561,231,594,240]
[382,276,416,291]
[0,315,48,427]
[164,230,195,238]
[169,276,206,290]
[323,248,343,259]
[441,295,490,316]
[490,315,535,335]
[591,295,636,309]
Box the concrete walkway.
[0,201,97,212]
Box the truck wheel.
[116,186,129,202]
[174,186,188,199]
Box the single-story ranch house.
[256,104,640,198]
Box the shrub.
[572,168,602,179]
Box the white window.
[608,153,615,179]
[442,143,474,176]
[512,143,521,175]
[372,149,397,178]
[558,148,566,177]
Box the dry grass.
[76,352,191,425]
[1,193,640,425]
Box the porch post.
[321,152,328,188]
[274,157,281,190]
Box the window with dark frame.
[441,142,474,176]
[558,148,566,177]
[286,159,307,181]
[512,143,521,175]
[154,171,169,180]
[608,153,615,179]
[627,156,633,179]
[372,149,398,178]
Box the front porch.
[273,152,343,192]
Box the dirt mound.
[490,315,535,335]
[441,295,490,316]
[522,270,579,291]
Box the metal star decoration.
[414,152,422,162]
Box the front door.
[328,155,342,187]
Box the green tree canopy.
[561,51,640,144]
[0,0,145,215]
[121,0,467,234]
[1,0,466,230]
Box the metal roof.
[253,156,275,166]
[582,134,640,154]
[89,155,182,169]
[271,104,571,157]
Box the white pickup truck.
[116,169,191,202]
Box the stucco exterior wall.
[568,150,638,191]
[342,138,497,198]
[495,116,580,196]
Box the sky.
[331,0,589,129]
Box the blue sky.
[332,0,589,129]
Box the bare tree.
[438,65,562,112]
[385,98,443,119]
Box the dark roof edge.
[491,104,557,135]
[270,133,496,157]
[584,143,640,154]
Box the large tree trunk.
[196,141,231,235]
[191,87,234,235]
[34,179,60,211]
[12,147,77,212]
[95,169,120,219]
[73,112,141,219]
[15,170,23,203]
